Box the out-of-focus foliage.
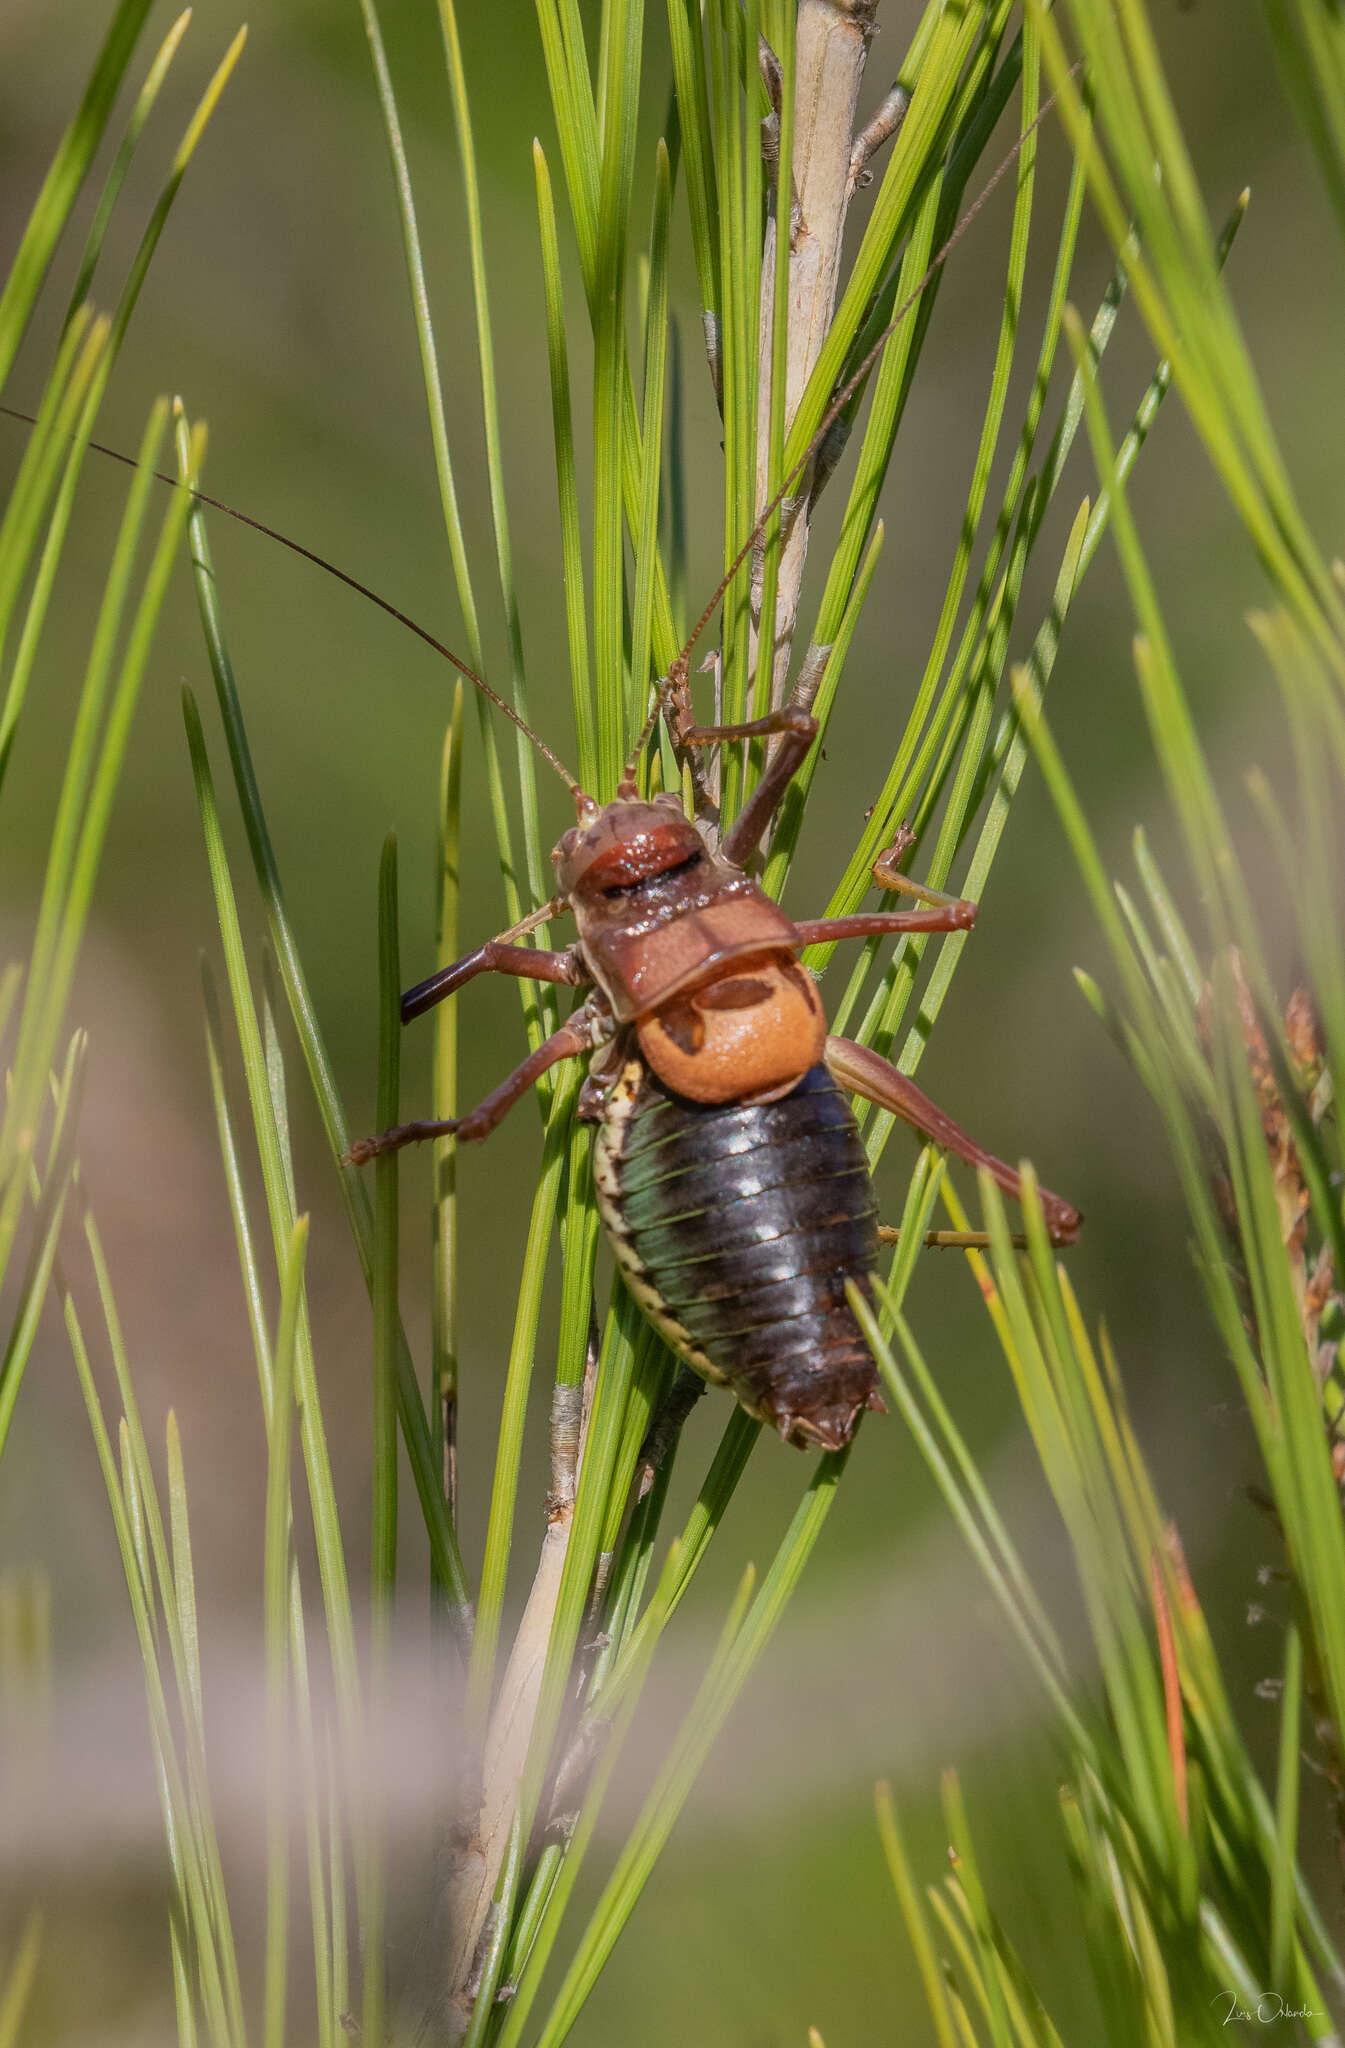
[858,0,1345,2038]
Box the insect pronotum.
[3,75,1083,1453]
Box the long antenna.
[0,403,588,804]
[621,64,1083,783]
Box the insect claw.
[1045,1201,1084,1246]
[344,1117,462,1165]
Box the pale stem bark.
[753,0,881,708]
[439,1380,583,2037]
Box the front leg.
[348,1011,600,1162]
[401,941,589,1024]
[825,1034,1082,1246]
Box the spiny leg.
[792,825,978,941]
[792,904,976,944]
[348,1013,597,1162]
[825,1033,1082,1246]
[676,702,818,868]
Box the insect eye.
[600,848,703,900]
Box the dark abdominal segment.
[596,1062,882,1451]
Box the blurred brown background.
[2,1,1342,2040]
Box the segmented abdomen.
[593,1059,881,1451]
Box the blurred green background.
[2,1,1343,2040]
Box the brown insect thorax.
[553,797,825,1105]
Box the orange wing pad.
[637,957,826,1103]
[585,891,801,1023]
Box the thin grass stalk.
[182,690,375,1970]
[874,1785,963,2048]
[85,1216,248,2043]
[289,1575,337,2048]
[104,27,248,361]
[534,143,597,788]
[356,0,535,1014]
[1270,1624,1304,1991]
[0,1911,43,2048]
[203,959,352,2042]
[838,183,1243,1139]
[433,689,465,1546]
[201,964,275,1411]
[2,397,169,1181]
[364,835,401,2048]
[0,36,245,778]
[66,1293,239,2048]
[592,0,643,786]
[0,0,155,388]
[1060,310,1345,1734]
[177,433,472,1631]
[0,310,109,726]
[792,45,1060,916]
[1260,0,1345,245]
[781,0,994,467]
[61,9,193,329]
[435,0,551,917]
[747,0,795,721]
[373,837,402,1614]
[0,409,203,1321]
[535,0,681,684]
[1033,0,1345,673]
[264,1218,308,2048]
[630,143,673,765]
[851,1283,1084,1748]
[0,1034,84,1462]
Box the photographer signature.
[1212,1990,1325,2026]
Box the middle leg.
[349,1011,599,1162]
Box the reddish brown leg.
[348,1014,596,1162]
[791,831,979,939]
[825,1033,1082,1245]
[678,704,817,867]
[871,831,975,914]
[792,904,976,944]
[401,941,589,1024]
